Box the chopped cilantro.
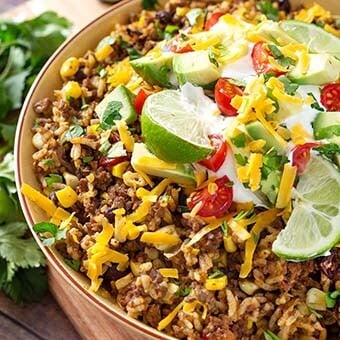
[42,158,54,167]
[262,151,288,178]
[258,1,279,21]
[175,286,192,297]
[208,269,224,279]
[142,0,158,10]
[101,101,123,130]
[64,258,80,271]
[308,92,325,111]
[231,133,246,147]
[63,124,84,143]
[315,143,340,165]
[82,156,94,163]
[268,44,295,67]
[33,221,67,246]
[263,330,280,340]
[278,76,299,95]
[45,173,63,189]
[234,153,247,166]
[325,290,340,308]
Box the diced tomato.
[214,78,243,116]
[199,135,227,172]
[187,176,233,217]
[251,41,285,76]
[320,83,340,111]
[134,89,149,115]
[99,156,129,167]
[168,36,193,53]
[292,142,320,175]
[205,12,223,30]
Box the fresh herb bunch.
[0,12,71,303]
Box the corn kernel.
[62,81,82,100]
[112,161,130,178]
[56,185,78,208]
[95,44,114,62]
[60,57,79,79]
[205,275,227,291]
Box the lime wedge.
[272,155,340,260]
[280,20,340,59]
[141,89,213,163]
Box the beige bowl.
[15,0,340,339]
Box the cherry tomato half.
[251,41,286,76]
[205,12,224,30]
[214,78,243,116]
[99,156,129,167]
[320,83,340,112]
[134,89,149,115]
[168,36,193,53]
[292,142,320,175]
[187,176,233,217]
[199,135,227,172]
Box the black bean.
[156,10,172,25]
[278,0,291,13]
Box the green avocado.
[246,121,285,154]
[95,84,137,125]
[172,50,220,87]
[131,143,196,186]
[288,54,340,85]
[313,111,340,140]
[130,52,174,87]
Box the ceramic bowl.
[14,1,340,339]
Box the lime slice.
[280,20,340,58]
[141,89,213,163]
[272,155,340,260]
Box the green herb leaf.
[64,258,80,271]
[208,269,224,279]
[264,330,280,340]
[315,143,340,165]
[308,92,325,111]
[45,173,63,189]
[164,25,179,40]
[142,0,158,10]
[258,1,279,21]
[0,123,16,156]
[230,133,246,147]
[175,286,192,297]
[268,44,295,67]
[325,290,340,308]
[278,76,299,95]
[63,124,84,142]
[234,153,247,166]
[101,101,123,129]
[42,158,54,167]
[82,156,94,163]
[33,221,66,246]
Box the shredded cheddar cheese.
[276,164,297,209]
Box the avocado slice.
[95,84,137,126]
[130,52,174,87]
[131,143,196,186]
[313,111,340,140]
[288,54,340,85]
[246,121,285,154]
[172,50,220,87]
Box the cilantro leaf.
[33,221,67,246]
[101,101,123,129]
[175,286,192,297]
[308,92,325,111]
[64,258,80,271]
[0,222,46,269]
[278,76,299,95]
[142,0,158,10]
[62,124,84,142]
[45,173,63,189]
[258,1,279,21]
[234,153,247,166]
[230,133,246,148]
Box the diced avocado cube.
[246,121,285,154]
[172,50,220,87]
[288,54,340,85]
[131,143,196,186]
[313,111,340,140]
[95,84,137,126]
[130,52,174,87]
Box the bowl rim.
[14,1,172,338]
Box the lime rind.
[141,89,214,163]
[280,20,340,59]
[272,155,340,260]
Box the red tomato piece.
[199,135,227,172]
[320,83,340,111]
[251,41,285,76]
[187,176,233,217]
[134,89,149,115]
[99,156,129,167]
[292,142,320,175]
[214,78,243,116]
[205,12,224,30]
